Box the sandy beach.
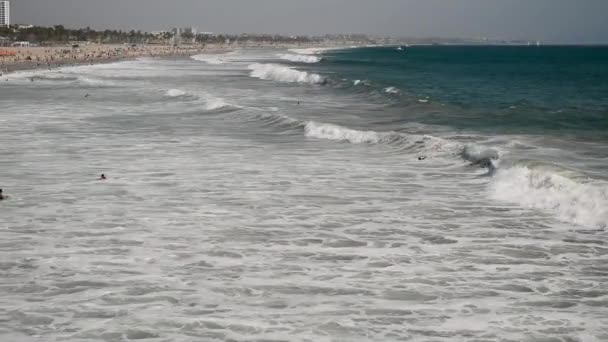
[0,44,228,75]
[0,41,357,76]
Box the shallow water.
[1,48,607,341]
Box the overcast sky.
[11,0,608,43]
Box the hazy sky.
[11,0,608,43]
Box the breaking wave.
[303,119,608,229]
[302,117,607,229]
[288,47,333,55]
[384,87,400,94]
[302,121,460,156]
[5,71,114,87]
[164,88,237,111]
[461,145,500,168]
[247,63,325,84]
[77,76,114,86]
[304,121,386,144]
[191,54,226,65]
[491,166,608,229]
[278,54,322,63]
[203,98,232,111]
[165,89,188,97]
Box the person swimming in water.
[0,189,5,200]
[99,174,106,180]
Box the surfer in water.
[0,189,5,200]
[99,174,106,180]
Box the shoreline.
[0,44,227,75]
[0,42,358,76]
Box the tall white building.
[0,1,9,27]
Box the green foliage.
[0,24,373,46]
[0,25,153,44]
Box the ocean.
[1,45,607,341]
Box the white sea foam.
[288,47,333,55]
[4,54,606,341]
[165,89,188,97]
[384,86,400,94]
[5,70,112,87]
[191,54,226,65]
[291,46,355,54]
[164,88,236,111]
[78,76,113,86]
[203,97,231,111]
[278,53,322,63]
[353,80,361,86]
[305,121,383,144]
[247,63,324,84]
[461,144,500,166]
[491,166,608,228]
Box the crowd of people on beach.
[0,44,208,74]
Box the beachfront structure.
[0,1,9,27]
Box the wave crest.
[491,166,608,228]
[247,63,325,84]
[303,121,460,157]
[204,98,231,111]
[384,87,400,94]
[166,89,188,97]
[305,121,384,144]
[278,54,322,63]
[164,88,237,111]
[461,145,499,167]
[191,54,225,65]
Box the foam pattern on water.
[1,52,607,342]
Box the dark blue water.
[313,46,608,135]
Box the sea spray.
[278,54,322,63]
[248,63,325,84]
[491,166,608,228]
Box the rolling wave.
[191,54,226,65]
[288,47,334,55]
[302,117,607,229]
[384,87,400,94]
[242,110,465,158]
[491,166,608,229]
[461,145,500,168]
[164,88,238,111]
[247,63,325,84]
[165,89,189,97]
[6,71,115,87]
[303,121,463,156]
[278,54,322,63]
[305,121,399,145]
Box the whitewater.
[1,48,607,342]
